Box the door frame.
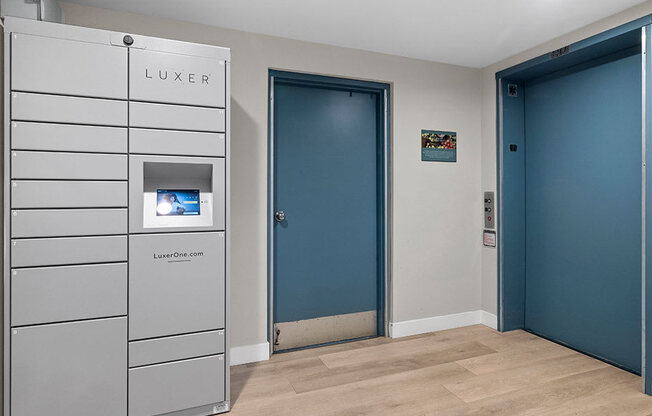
[496,16,652,392]
[267,70,391,355]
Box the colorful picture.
[421,130,457,162]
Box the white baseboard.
[230,342,270,366]
[480,310,498,330]
[229,310,499,364]
[389,310,498,338]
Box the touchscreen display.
[156,190,200,216]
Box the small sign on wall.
[421,130,457,162]
[483,230,497,248]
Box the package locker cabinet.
[3,16,231,415]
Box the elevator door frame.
[497,16,652,393]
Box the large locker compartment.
[3,16,231,416]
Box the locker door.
[129,232,225,340]
[12,33,127,99]
[11,318,127,416]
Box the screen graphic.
[156,190,200,216]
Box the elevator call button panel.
[484,191,495,229]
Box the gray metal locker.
[129,232,225,340]
[11,151,128,180]
[130,128,225,157]
[11,235,128,267]
[11,122,128,153]
[129,48,225,107]
[12,263,127,326]
[11,180,128,209]
[4,16,231,416]
[11,208,127,238]
[11,317,127,416]
[130,101,225,132]
[11,92,128,126]
[129,330,225,367]
[11,32,128,99]
[129,355,225,416]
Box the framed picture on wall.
[421,130,457,162]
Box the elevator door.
[524,53,642,372]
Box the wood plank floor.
[229,325,652,415]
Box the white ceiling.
[62,0,648,68]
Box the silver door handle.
[275,211,286,222]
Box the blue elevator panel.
[524,53,642,372]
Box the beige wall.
[480,0,652,315]
[58,0,649,349]
[58,2,484,349]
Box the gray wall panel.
[11,235,127,267]
[11,180,127,208]
[12,32,128,99]
[11,151,127,180]
[12,263,127,326]
[130,101,224,132]
[129,330,224,367]
[129,355,224,416]
[11,208,127,238]
[11,92,128,126]
[11,317,127,416]
[12,122,127,153]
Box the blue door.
[272,75,383,351]
[524,53,642,372]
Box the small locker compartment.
[129,232,225,340]
[11,32,127,99]
[129,155,225,233]
[11,317,127,416]
[130,48,225,108]
[11,151,127,180]
[12,263,127,326]
[11,122,128,153]
[129,329,225,367]
[130,101,225,132]
[11,180,128,209]
[11,208,127,238]
[130,128,225,157]
[11,235,127,268]
[129,355,225,416]
[11,92,128,126]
